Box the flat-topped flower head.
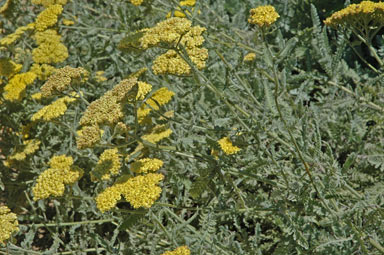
[248,5,280,27]
[3,72,37,101]
[92,148,121,181]
[31,96,76,121]
[130,0,143,6]
[35,4,63,31]
[0,206,19,245]
[324,1,384,29]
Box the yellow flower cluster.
[0,58,22,78]
[0,23,35,46]
[79,78,138,127]
[142,125,172,144]
[324,1,384,28]
[248,5,280,27]
[138,87,175,123]
[31,95,76,121]
[136,81,152,100]
[35,4,63,31]
[3,72,37,101]
[0,206,19,245]
[140,17,208,75]
[30,63,56,80]
[243,52,256,62]
[218,137,241,155]
[130,0,144,6]
[40,66,88,97]
[62,18,75,26]
[4,139,41,167]
[32,0,68,7]
[91,148,121,181]
[32,29,68,64]
[76,125,104,150]
[96,173,164,212]
[130,158,163,173]
[32,155,83,200]
[161,246,191,255]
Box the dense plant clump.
[1,0,384,254]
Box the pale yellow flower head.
[3,72,37,102]
[92,148,121,181]
[136,81,152,100]
[0,206,19,245]
[130,158,163,173]
[248,5,280,27]
[31,96,76,121]
[142,125,172,144]
[32,155,83,200]
[8,139,41,161]
[218,137,241,155]
[0,23,35,46]
[35,4,63,31]
[161,246,191,255]
[95,185,122,212]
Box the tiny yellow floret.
[218,137,241,155]
[161,246,191,255]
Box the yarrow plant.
[1,0,384,254]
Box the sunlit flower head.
[35,4,63,31]
[0,23,35,46]
[3,72,37,101]
[130,158,163,173]
[31,96,76,121]
[324,1,384,29]
[8,139,41,162]
[141,125,172,144]
[76,125,104,149]
[130,0,143,6]
[243,52,256,62]
[248,5,280,27]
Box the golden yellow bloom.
[152,50,191,75]
[8,139,41,161]
[243,52,256,62]
[32,155,83,200]
[324,1,384,28]
[95,185,122,212]
[142,125,172,144]
[3,72,37,101]
[0,58,22,78]
[30,63,56,80]
[35,4,63,31]
[32,0,68,7]
[79,78,137,126]
[31,96,76,121]
[119,173,164,209]
[140,18,192,49]
[136,81,152,100]
[248,5,280,27]
[137,105,152,123]
[147,87,175,110]
[161,246,191,255]
[76,125,104,149]
[0,206,19,245]
[0,23,35,46]
[62,18,74,26]
[32,41,68,64]
[166,0,197,18]
[95,71,107,82]
[92,148,121,181]
[130,0,144,6]
[40,66,88,97]
[130,158,163,173]
[218,137,241,155]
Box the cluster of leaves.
[1,0,384,254]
